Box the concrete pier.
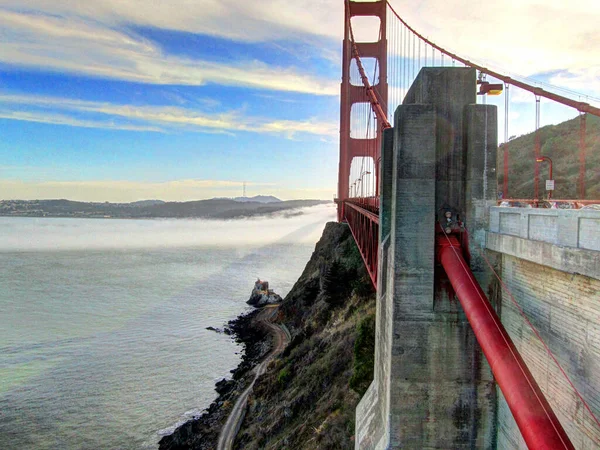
[356,67,600,449]
[356,68,498,449]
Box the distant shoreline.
[0,199,331,220]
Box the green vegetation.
[322,260,352,306]
[0,198,329,219]
[497,114,600,199]
[234,222,376,449]
[277,367,292,386]
[349,314,376,396]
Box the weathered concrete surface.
[493,254,600,449]
[490,206,600,251]
[487,232,600,281]
[356,68,497,449]
[355,65,600,449]
[488,206,600,448]
[404,67,476,214]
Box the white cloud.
[1,0,598,101]
[0,93,338,137]
[0,0,342,42]
[0,108,163,132]
[0,9,338,95]
[548,69,600,102]
[400,0,600,94]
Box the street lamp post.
[358,170,371,198]
[536,156,553,199]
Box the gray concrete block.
[580,217,600,251]
[499,212,520,237]
[486,232,600,280]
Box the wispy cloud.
[0,0,342,42]
[406,1,600,91]
[0,93,338,137]
[0,9,338,95]
[1,0,598,101]
[0,109,164,132]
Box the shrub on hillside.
[349,313,375,396]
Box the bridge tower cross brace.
[338,0,388,221]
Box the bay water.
[0,204,335,449]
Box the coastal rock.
[158,309,270,450]
[246,279,282,307]
[205,326,222,333]
[159,223,375,450]
[215,379,235,396]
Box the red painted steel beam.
[349,40,392,130]
[345,200,380,224]
[343,200,379,287]
[438,235,574,450]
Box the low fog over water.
[0,204,335,449]
[0,203,336,252]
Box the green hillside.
[497,114,600,200]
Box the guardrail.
[497,199,600,210]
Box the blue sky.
[1,0,598,201]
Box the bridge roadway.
[217,304,289,450]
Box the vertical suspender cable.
[504,84,510,199]
[579,113,586,199]
[534,96,541,199]
[403,25,407,90]
[412,30,415,80]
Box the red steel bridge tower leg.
[338,0,387,222]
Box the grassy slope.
[497,114,600,199]
[234,222,376,449]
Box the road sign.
[546,180,555,191]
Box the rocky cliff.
[159,222,375,449]
[234,222,376,449]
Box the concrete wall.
[495,255,600,449]
[490,207,600,251]
[356,67,498,449]
[487,209,600,449]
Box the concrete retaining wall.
[495,255,600,449]
[488,207,600,448]
[490,207,600,251]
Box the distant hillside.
[233,195,281,203]
[0,198,330,219]
[128,199,165,207]
[497,114,600,199]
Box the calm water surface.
[0,205,335,449]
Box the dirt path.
[217,305,289,450]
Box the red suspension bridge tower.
[338,0,388,222]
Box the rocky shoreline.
[158,308,272,450]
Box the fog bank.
[0,204,337,252]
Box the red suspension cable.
[386,0,600,117]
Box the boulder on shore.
[247,278,282,307]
